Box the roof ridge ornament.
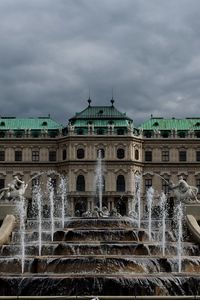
[110,98,114,107]
[87,98,92,107]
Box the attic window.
[88,121,93,125]
[98,110,103,115]
[0,122,5,126]
[108,120,114,125]
[153,122,159,126]
[195,122,200,126]
[42,121,48,126]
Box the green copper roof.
[69,104,133,129]
[0,117,62,130]
[70,105,132,120]
[73,119,130,127]
[139,118,200,130]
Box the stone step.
[0,256,200,274]
[0,273,199,296]
[0,241,199,257]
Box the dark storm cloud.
[0,0,200,125]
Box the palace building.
[0,99,200,216]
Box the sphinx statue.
[169,176,199,204]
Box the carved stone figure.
[91,206,100,218]
[169,176,199,204]
[110,208,122,218]
[99,206,110,218]
[0,176,28,200]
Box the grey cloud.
[0,0,200,125]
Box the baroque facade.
[0,100,200,216]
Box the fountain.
[95,149,104,211]
[175,202,184,273]
[134,171,142,228]
[146,186,154,241]
[0,173,200,296]
[59,176,68,228]
[159,192,167,257]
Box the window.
[162,151,169,162]
[97,128,104,135]
[0,151,5,161]
[0,178,5,190]
[196,151,200,162]
[145,151,152,162]
[49,151,57,162]
[117,129,125,135]
[62,149,67,160]
[76,175,85,191]
[179,151,187,162]
[117,148,125,159]
[77,148,85,159]
[0,131,5,138]
[97,149,105,159]
[145,178,152,191]
[15,130,23,138]
[135,149,139,160]
[196,179,200,193]
[77,129,84,135]
[162,178,169,194]
[178,131,186,138]
[144,131,152,138]
[32,130,40,138]
[15,150,22,161]
[116,175,125,192]
[161,131,170,138]
[32,151,39,162]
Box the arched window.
[135,149,139,160]
[117,148,125,159]
[76,175,85,191]
[116,175,125,192]
[77,148,85,159]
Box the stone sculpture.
[169,176,199,204]
[0,176,28,200]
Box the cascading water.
[159,192,167,256]
[18,194,26,273]
[33,185,43,256]
[175,202,184,273]
[134,172,142,228]
[2,170,200,296]
[95,150,104,211]
[47,178,55,242]
[59,176,68,228]
[147,186,154,241]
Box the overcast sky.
[1,0,200,126]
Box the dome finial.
[88,88,92,107]
[88,98,91,107]
[111,88,115,106]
